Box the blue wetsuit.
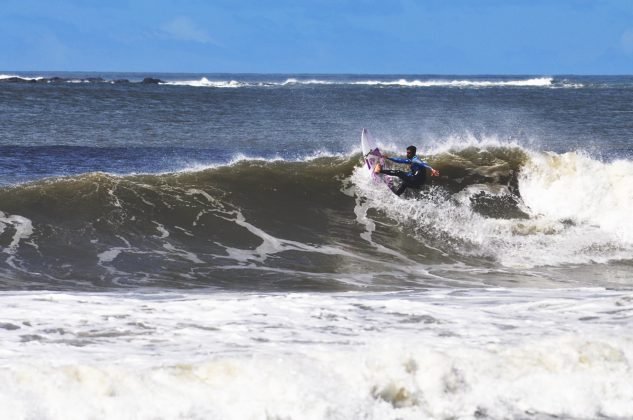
[381,155,432,196]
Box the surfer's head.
[406,146,416,158]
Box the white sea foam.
[280,77,555,88]
[282,78,337,85]
[0,211,33,255]
[350,77,555,87]
[162,77,246,88]
[519,151,633,243]
[0,289,631,419]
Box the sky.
[1,0,632,74]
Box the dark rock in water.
[39,77,65,83]
[84,77,105,83]
[470,191,529,219]
[113,79,130,84]
[142,77,164,84]
[0,77,39,83]
[0,77,28,83]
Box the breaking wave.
[1,74,584,88]
[164,76,565,88]
[0,141,631,290]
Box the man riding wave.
[374,145,440,196]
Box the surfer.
[374,145,440,196]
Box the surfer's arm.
[416,158,440,176]
[387,157,411,164]
[421,162,440,176]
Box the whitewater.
[1,288,632,419]
[0,73,632,419]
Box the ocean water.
[1,72,632,419]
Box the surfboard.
[361,129,392,188]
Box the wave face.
[0,144,631,290]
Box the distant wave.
[162,77,247,88]
[1,74,583,88]
[168,76,563,88]
[0,74,45,82]
[291,77,556,87]
[0,74,125,84]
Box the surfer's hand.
[431,169,440,177]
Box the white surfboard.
[361,128,392,188]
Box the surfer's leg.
[393,182,407,196]
[393,175,426,197]
[381,170,408,195]
[380,169,407,180]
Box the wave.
[0,74,158,85]
[349,77,556,87]
[162,77,247,88]
[520,152,633,241]
[354,143,633,268]
[0,74,110,84]
[0,143,631,289]
[1,74,583,88]
[163,76,564,88]
[0,74,45,82]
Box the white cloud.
[621,28,633,54]
[161,16,213,44]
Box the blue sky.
[1,0,632,74]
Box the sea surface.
[0,72,632,419]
